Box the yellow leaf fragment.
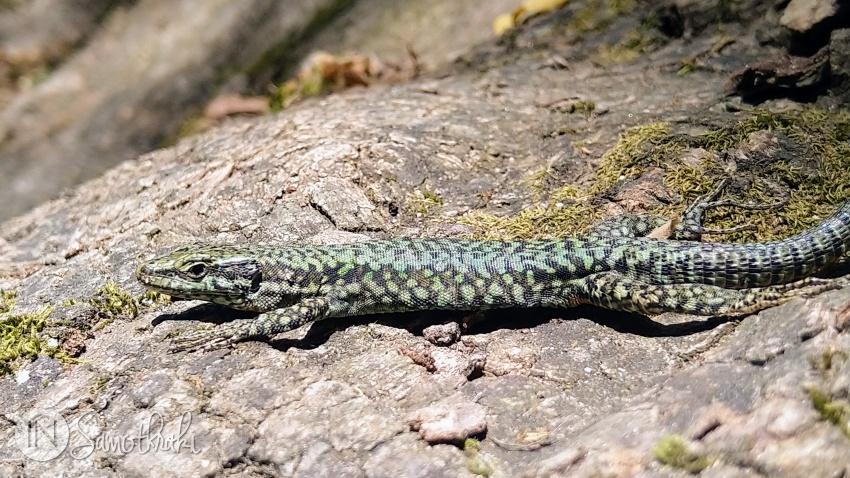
[493,0,570,35]
[522,0,569,14]
[493,13,516,35]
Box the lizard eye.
[249,271,262,293]
[186,263,207,278]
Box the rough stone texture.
[0,0,354,221]
[422,322,462,346]
[724,47,830,102]
[0,0,120,78]
[1,1,850,477]
[0,0,519,222]
[780,0,840,32]
[829,28,850,103]
[305,178,390,232]
[407,395,487,443]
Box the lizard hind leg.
[710,275,850,316]
[672,178,786,241]
[586,179,784,241]
[577,272,849,317]
[588,214,670,239]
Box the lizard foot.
[168,320,255,352]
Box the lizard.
[136,183,850,352]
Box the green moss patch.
[809,347,849,378]
[653,435,714,474]
[406,190,445,216]
[458,121,674,240]
[589,121,679,195]
[0,283,167,375]
[1,289,15,314]
[688,108,850,241]
[597,19,662,63]
[807,387,850,439]
[807,348,850,439]
[0,294,70,375]
[459,108,850,243]
[88,281,164,321]
[463,438,494,477]
[460,188,601,240]
[568,0,635,36]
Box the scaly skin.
[136,197,850,352]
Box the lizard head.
[136,245,262,309]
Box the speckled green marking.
[137,193,850,352]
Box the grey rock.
[780,0,840,32]
[407,396,487,443]
[2,1,850,477]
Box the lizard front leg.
[170,297,330,352]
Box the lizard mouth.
[136,261,251,305]
[136,262,213,296]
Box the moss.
[0,282,168,376]
[88,282,140,320]
[589,121,676,195]
[563,100,596,118]
[0,283,167,375]
[594,107,850,243]
[463,438,494,477]
[700,108,850,157]
[2,289,89,374]
[520,167,552,199]
[807,387,850,439]
[406,190,444,215]
[269,80,300,112]
[809,347,849,377]
[89,375,109,395]
[598,22,660,63]
[1,289,15,314]
[460,107,850,243]
[569,0,610,34]
[88,281,168,321]
[458,122,671,240]
[677,61,694,76]
[459,187,601,240]
[806,349,850,439]
[608,0,635,15]
[0,302,74,375]
[661,153,723,198]
[269,64,330,112]
[692,108,850,241]
[653,435,714,474]
[0,0,22,11]
[568,0,634,36]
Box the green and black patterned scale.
[137,193,850,352]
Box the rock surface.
[0,0,518,221]
[1,1,850,477]
[780,0,840,32]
